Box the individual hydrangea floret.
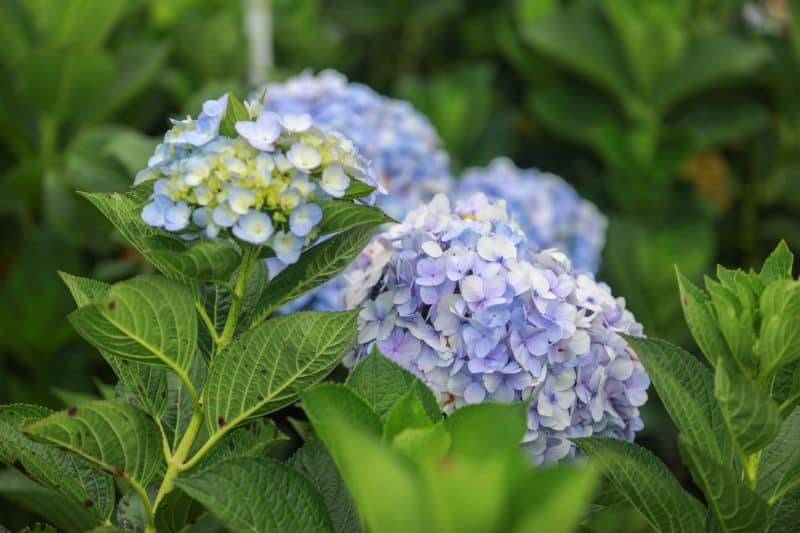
[343,193,649,464]
[458,157,607,273]
[256,69,454,220]
[134,93,380,265]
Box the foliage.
[577,242,800,532]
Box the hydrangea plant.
[343,193,648,464]
[577,242,800,532]
[458,157,607,273]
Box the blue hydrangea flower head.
[458,157,607,273]
[256,69,454,220]
[134,93,381,265]
[342,193,649,464]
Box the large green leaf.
[68,275,198,378]
[176,457,333,532]
[676,269,734,369]
[302,385,430,533]
[575,437,706,533]
[627,336,730,463]
[760,241,794,284]
[679,437,772,532]
[444,402,528,460]
[759,280,800,377]
[714,362,780,454]
[23,400,165,487]
[758,408,800,501]
[0,404,113,523]
[203,311,358,438]
[511,465,598,533]
[251,224,381,325]
[0,468,104,533]
[765,487,800,533]
[318,201,393,236]
[60,272,169,419]
[291,439,362,533]
[346,348,441,421]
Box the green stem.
[742,451,761,490]
[779,390,800,414]
[218,246,258,350]
[151,405,204,516]
[130,480,156,533]
[179,427,226,472]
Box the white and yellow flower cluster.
[135,94,381,264]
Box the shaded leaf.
[679,436,772,532]
[177,457,333,532]
[575,437,706,533]
[23,400,165,487]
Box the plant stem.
[218,246,258,351]
[131,480,156,533]
[743,451,761,490]
[151,405,204,516]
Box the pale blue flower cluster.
[459,158,607,273]
[257,70,454,221]
[343,193,648,464]
[135,93,380,264]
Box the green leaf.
[61,272,170,420]
[714,362,780,454]
[0,404,114,522]
[154,490,205,533]
[0,469,104,533]
[705,279,757,374]
[512,465,598,533]
[444,402,527,460]
[218,92,251,137]
[392,424,451,464]
[761,241,794,283]
[176,457,333,532]
[303,386,429,533]
[656,34,770,111]
[765,487,800,532]
[51,0,126,47]
[758,408,800,500]
[23,400,165,487]
[318,201,393,236]
[625,336,730,463]
[68,275,198,377]
[204,311,358,439]
[679,436,772,532]
[676,268,734,369]
[196,417,289,470]
[302,384,383,440]
[251,224,380,324]
[383,384,434,441]
[341,179,376,200]
[144,239,242,282]
[522,6,633,100]
[575,437,706,533]
[59,271,110,306]
[758,280,800,378]
[346,348,441,421]
[291,439,362,533]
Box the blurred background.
[0,0,798,529]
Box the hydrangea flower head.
[135,93,380,264]
[343,193,649,464]
[458,157,607,273]
[256,69,454,220]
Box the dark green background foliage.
[0,0,798,529]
